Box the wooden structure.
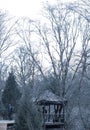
[36,90,67,129]
[0,120,15,130]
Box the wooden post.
[42,106,45,123]
[48,104,50,122]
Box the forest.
[0,0,90,130]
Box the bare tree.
[0,11,18,84]
[12,46,38,93]
[15,3,86,97]
[67,0,90,22]
[35,3,84,97]
[66,1,90,129]
[15,18,47,80]
[0,12,18,56]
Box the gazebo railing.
[43,113,64,123]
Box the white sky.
[0,0,77,18]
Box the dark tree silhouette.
[2,71,21,119]
[15,87,41,130]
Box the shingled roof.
[36,90,67,105]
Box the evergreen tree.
[2,71,21,118]
[15,87,41,130]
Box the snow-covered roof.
[0,120,15,124]
[36,90,67,105]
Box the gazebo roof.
[36,90,67,105]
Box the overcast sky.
[0,0,77,18]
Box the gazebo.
[36,90,67,129]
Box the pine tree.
[15,87,41,130]
[2,71,21,118]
